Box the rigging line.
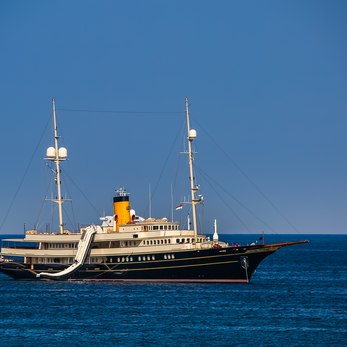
[0,115,52,232]
[57,108,184,115]
[34,165,54,229]
[172,118,186,191]
[146,118,184,212]
[60,176,78,232]
[69,197,78,232]
[62,205,77,233]
[197,168,252,233]
[61,168,101,216]
[196,164,277,232]
[193,117,299,233]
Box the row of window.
[34,257,102,264]
[123,241,138,247]
[30,253,177,265]
[47,243,77,249]
[144,239,171,246]
[176,238,204,244]
[147,225,178,231]
[44,236,205,251]
[112,254,175,262]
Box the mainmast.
[185,97,202,242]
[46,98,68,234]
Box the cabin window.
[176,239,180,243]
[168,239,171,244]
[153,226,158,230]
[165,239,167,244]
[182,238,185,243]
[172,254,175,259]
[151,256,155,260]
[138,256,141,261]
[130,257,133,262]
[164,255,167,260]
[167,255,171,260]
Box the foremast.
[46,98,68,234]
[185,97,202,243]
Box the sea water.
[0,234,346,347]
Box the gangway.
[36,225,98,279]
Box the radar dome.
[46,147,56,158]
[58,147,68,159]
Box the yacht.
[0,98,308,282]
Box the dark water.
[0,234,346,347]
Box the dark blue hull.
[0,244,285,282]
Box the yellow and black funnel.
[113,188,131,232]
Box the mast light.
[189,129,197,140]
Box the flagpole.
[171,184,173,222]
[149,184,151,218]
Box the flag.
[175,204,183,210]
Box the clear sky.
[0,1,346,235]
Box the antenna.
[149,184,152,218]
[171,184,173,222]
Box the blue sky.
[0,1,346,234]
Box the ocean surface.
[0,234,346,347]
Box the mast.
[46,98,68,234]
[185,97,201,242]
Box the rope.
[0,115,52,232]
[197,164,277,232]
[193,117,299,233]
